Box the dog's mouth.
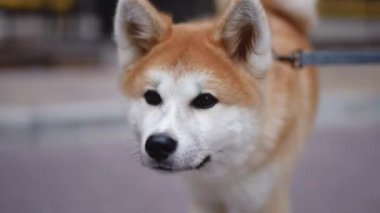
[152,155,211,173]
[195,155,211,169]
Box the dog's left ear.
[114,0,171,67]
[214,0,273,76]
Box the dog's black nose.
[145,134,177,162]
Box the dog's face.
[115,0,273,175]
[125,69,259,174]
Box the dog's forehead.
[147,67,211,96]
[148,67,209,84]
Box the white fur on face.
[125,68,261,175]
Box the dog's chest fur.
[186,164,278,213]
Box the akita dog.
[114,0,318,212]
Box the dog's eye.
[144,90,162,106]
[191,93,218,109]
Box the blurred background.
[0,0,379,213]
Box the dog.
[114,0,318,212]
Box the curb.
[0,100,126,130]
[1,94,379,131]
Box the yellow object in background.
[0,0,75,13]
[319,0,380,18]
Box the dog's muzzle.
[144,133,212,172]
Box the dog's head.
[115,0,273,175]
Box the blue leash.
[277,51,380,69]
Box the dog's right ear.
[114,0,171,67]
[213,0,272,76]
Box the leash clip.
[276,50,303,69]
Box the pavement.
[2,124,380,213]
[0,50,380,212]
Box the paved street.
[0,122,379,213]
